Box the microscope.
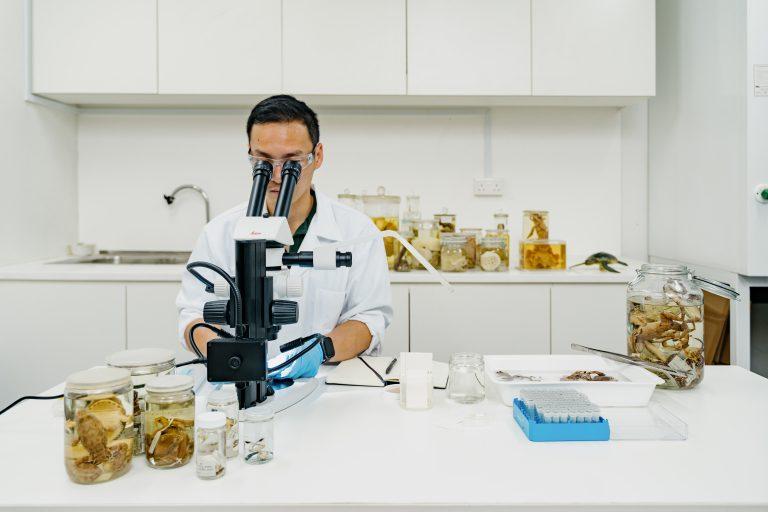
[185,159,352,410]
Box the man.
[176,95,392,377]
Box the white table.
[1,366,766,511]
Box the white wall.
[78,106,629,260]
[0,0,78,265]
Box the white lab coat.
[176,188,393,359]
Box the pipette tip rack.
[513,388,610,442]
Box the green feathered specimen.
[570,252,627,273]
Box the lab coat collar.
[298,187,343,251]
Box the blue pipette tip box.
[513,398,610,442]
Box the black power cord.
[186,261,244,337]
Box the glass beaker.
[447,353,485,404]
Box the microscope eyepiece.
[336,252,352,267]
[251,159,273,179]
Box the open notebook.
[325,356,449,389]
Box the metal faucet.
[164,184,211,223]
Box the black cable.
[189,322,232,361]
[186,261,244,337]
[267,336,323,374]
[176,358,206,368]
[0,394,62,416]
[186,266,215,293]
[279,334,317,353]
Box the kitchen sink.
[52,251,191,265]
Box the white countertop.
[0,257,641,284]
[1,366,766,511]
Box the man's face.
[248,121,323,214]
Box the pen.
[385,357,397,375]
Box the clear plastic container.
[447,353,485,404]
[64,367,134,484]
[459,228,482,268]
[105,348,175,455]
[434,210,457,234]
[363,186,401,270]
[196,412,227,479]
[522,210,549,240]
[243,407,274,465]
[206,388,239,459]
[440,234,469,272]
[144,375,195,469]
[519,239,567,270]
[411,219,441,270]
[478,236,508,272]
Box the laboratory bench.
[0,365,766,511]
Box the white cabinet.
[126,283,193,362]
[0,282,126,407]
[550,284,627,354]
[158,0,281,94]
[380,284,409,357]
[407,0,531,95]
[32,0,157,94]
[531,0,655,96]
[409,284,550,362]
[282,0,406,94]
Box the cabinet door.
[409,284,549,363]
[380,284,409,357]
[0,282,126,406]
[532,0,655,95]
[282,0,406,94]
[407,0,531,95]
[126,283,193,362]
[158,0,281,94]
[32,0,157,93]
[551,284,627,354]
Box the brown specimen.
[526,213,549,239]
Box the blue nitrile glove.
[269,342,325,380]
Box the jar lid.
[523,210,548,215]
[146,374,194,394]
[434,212,456,219]
[460,228,483,234]
[493,211,509,218]
[362,186,400,203]
[481,237,506,246]
[522,239,565,245]
[66,367,131,391]
[441,234,468,244]
[449,352,483,365]
[105,348,175,374]
[244,406,274,422]
[207,387,237,406]
[337,188,359,199]
[197,411,226,429]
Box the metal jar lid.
[65,367,132,392]
[637,264,740,301]
[105,348,175,376]
[145,374,194,394]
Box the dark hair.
[246,95,320,149]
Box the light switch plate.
[474,177,504,196]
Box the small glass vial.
[106,348,175,455]
[459,228,482,268]
[440,234,469,272]
[493,211,509,231]
[206,388,239,459]
[522,210,549,240]
[195,412,227,480]
[144,375,195,469]
[64,367,134,484]
[434,210,457,234]
[478,236,508,272]
[447,353,485,404]
[401,194,421,235]
[242,407,274,465]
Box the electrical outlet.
[473,177,504,196]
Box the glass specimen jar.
[337,189,363,212]
[447,353,485,404]
[440,234,469,272]
[105,348,175,455]
[363,186,401,270]
[242,407,274,465]
[627,264,738,390]
[411,219,441,270]
[522,210,549,240]
[459,228,482,268]
[206,388,239,459]
[64,367,134,484]
[195,412,227,480]
[493,211,509,231]
[144,374,195,469]
[401,194,421,235]
[392,230,414,272]
[434,210,457,234]
[519,240,567,270]
[478,237,508,272]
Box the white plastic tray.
[485,355,664,407]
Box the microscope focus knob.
[203,300,230,325]
[271,300,298,325]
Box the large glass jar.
[440,234,469,272]
[363,186,401,270]
[627,264,739,389]
[106,348,175,455]
[144,375,195,469]
[337,189,363,212]
[64,367,134,484]
[459,228,482,268]
[478,237,508,272]
[522,210,549,240]
[206,388,239,459]
[519,240,567,270]
[411,220,441,270]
